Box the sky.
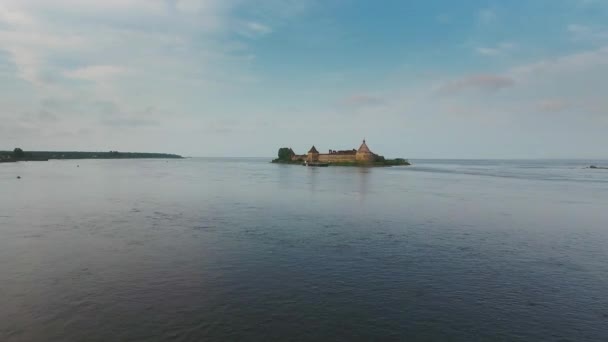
[1,0,607,158]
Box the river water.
[1,158,607,341]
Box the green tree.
[277,147,295,161]
[13,148,25,159]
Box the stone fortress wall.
[318,154,358,163]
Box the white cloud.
[568,24,591,34]
[573,0,607,7]
[476,47,501,56]
[509,45,608,78]
[65,65,130,82]
[0,0,242,89]
[2,0,604,157]
[246,22,273,35]
[235,21,273,38]
[1,0,166,13]
[435,13,451,24]
[0,4,34,26]
[537,99,571,112]
[175,0,220,13]
[353,44,608,132]
[438,74,515,95]
[341,94,386,107]
[478,9,497,24]
[475,42,515,56]
[0,0,314,155]
[0,4,82,86]
[567,24,608,43]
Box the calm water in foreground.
[1,158,608,341]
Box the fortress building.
[292,140,378,163]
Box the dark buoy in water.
[77,165,80,167]
[17,176,21,179]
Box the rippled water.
[1,158,608,341]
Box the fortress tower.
[355,139,375,162]
[307,145,320,162]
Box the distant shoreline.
[0,151,183,163]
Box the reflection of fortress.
[293,140,377,163]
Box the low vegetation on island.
[0,148,183,163]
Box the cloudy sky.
[1,0,607,158]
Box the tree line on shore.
[0,148,183,162]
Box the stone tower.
[307,145,320,162]
[355,139,375,162]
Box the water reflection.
[306,166,321,193]
[356,167,371,202]
[277,164,294,190]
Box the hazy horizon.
[2,0,608,159]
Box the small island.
[272,140,410,167]
[0,148,183,163]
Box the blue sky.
[1,0,607,158]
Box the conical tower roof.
[308,145,319,153]
[357,139,371,153]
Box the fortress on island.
[294,139,377,163]
[273,139,409,166]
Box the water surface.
[1,158,608,341]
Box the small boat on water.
[303,161,329,167]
